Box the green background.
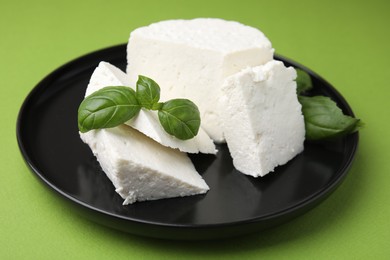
[1,0,389,258]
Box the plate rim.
[16,44,359,236]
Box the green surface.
[1,0,389,258]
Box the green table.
[2,0,389,258]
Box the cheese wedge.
[220,60,305,177]
[86,61,216,154]
[126,18,274,142]
[80,125,209,204]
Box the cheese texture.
[80,125,209,204]
[126,18,274,142]
[86,61,216,154]
[220,60,305,177]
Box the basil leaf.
[296,68,313,94]
[298,95,361,140]
[136,75,160,109]
[78,86,140,133]
[158,99,201,140]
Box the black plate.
[17,44,358,240]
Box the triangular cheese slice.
[80,125,209,204]
[86,61,216,154]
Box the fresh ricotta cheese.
[220,60,305,177]
[86,61,216,154]
[126,18,274,142]
[80,125,209,204]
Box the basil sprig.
[78,75,200,140]
[295,68,362,140]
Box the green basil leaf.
[136,75,160,109]
[78,86,140,133]
[158,99,201,140]
[298,95,361,140]
[296,68,313,94]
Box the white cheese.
[220,60,305,177]
[126,18,274,142]
[80,125,209,204]
[86,61,216,154]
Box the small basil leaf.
[136,75,160,109]
[78,86,140,133]
[296,68,313,94]
[298,95,361,140]
[158,99,201,140]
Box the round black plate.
[17,44,358,240]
